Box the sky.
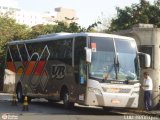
[3,0,156,27]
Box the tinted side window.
[40,42,50,61]
[10,45,21,61]
[74,37,86,65]
[26,42,45,61]
[7,48,12,61]
[18,44,28,61]
[50,39,72,59]
[63,39,72,59]
[48,40,58,59]
[48,38,73,65]
[74,37,86,84]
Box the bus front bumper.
[86,88,139,108]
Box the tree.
[29,22,78,38]
[109,0,160,32]
[96,12,111,33]
[86,21,101,32]
[29,24,56,38]
[68,22,82,32]
[29,21,99,39]
[0,16,29,54]
[0,16,30,90]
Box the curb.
[0,93,13,96]
[127,109,160,118]
[0,93,12,101]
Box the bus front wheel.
[103,107,112,111]
[62,91,74,109]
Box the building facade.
[0,0,77,26]
[116,24,160,109]
[55,7,77,24]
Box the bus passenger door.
[74,37,87,104]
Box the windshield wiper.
[114,54,120,80]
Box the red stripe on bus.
[25,61,36,75]
[34,61,46,75]
[42,71,47,76]
[7,62,16,72]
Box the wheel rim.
[17,87,22,100]
[63,92,69,107]
[17,91,21,99]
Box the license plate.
[111,99,120,104]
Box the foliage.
[109,0,160,32]
[96,13,112,33]
[29,21,100,38]
[0,16,30,90]
[86,21,101,32]
[0,16,29,54]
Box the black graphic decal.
[51,64,66,79]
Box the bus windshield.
[89,36,139,83]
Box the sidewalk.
[0,92,12,101]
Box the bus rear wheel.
[16,85,24,103]
[62,91,74,109]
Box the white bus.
[5,33,150,109]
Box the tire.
[16,85,24,103]
[103,107,112,111]
[62,91,74,109]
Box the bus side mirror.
[85,47,92,63]
[145,54,151,67]
[138,52,151,68]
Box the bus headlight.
[88,87,102,95]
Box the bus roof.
[8,32,135,45]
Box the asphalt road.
[0,94,159,120]
[0,100,132,120]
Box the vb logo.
[51,64,66,79]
